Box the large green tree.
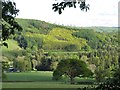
[53,59,93,84]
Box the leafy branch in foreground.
[52,0,89,14]
[1,0,22,47]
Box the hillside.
[16,18,118,33]
[2,18,119,79]
[14,18,118,51]
[2,18,118,54]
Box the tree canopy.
[53,58,93,84]
[1,0,22,47]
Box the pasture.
[2,71,96,89]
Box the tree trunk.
[70,77,74,84]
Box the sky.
[14,0,119,27]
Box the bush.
[13,56,32,72]
[35,57,54,71]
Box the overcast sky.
[14,0,119,27]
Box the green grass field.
[4,71,53,82]
[3,82,91,88]
[2,71,96,89]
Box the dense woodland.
[2,18,119,83]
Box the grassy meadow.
[2,71,95,89]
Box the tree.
[14,35,28,49]
[64,44,79,51]
[52,0,89,14]
[13,56,32,72]
[96,47,120,89]
[35,49,44,63]
[1,61,9,80]
[1,0,22,47]
[35,56,53,71]
[96,68,120,90]
[53,59,93,84]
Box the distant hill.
[14,18,118,51]
[2,18,118,58]
[16,18,118,33]
[81,27,118,32]
[66,26,118,33]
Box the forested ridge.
[15,18,118,51]
[2,18,119,84]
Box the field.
[2,71,95,89]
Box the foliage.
[96,68,120,90]
[1,61,9,80]
[35,56,53,71]
[43,28,87,51]
[87,46,119,82]
[52,0,89,14]
[72,29,107,49]
[2,61,9,71]
[65,44,79,51]
[13,56,32,72]
[1,0,22,45]
[34,49,44,62]
[14,35,28,49]
[96,56,120,90]
[12,18,118,52]
[16,18,56,34]
[53,59,93,84]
